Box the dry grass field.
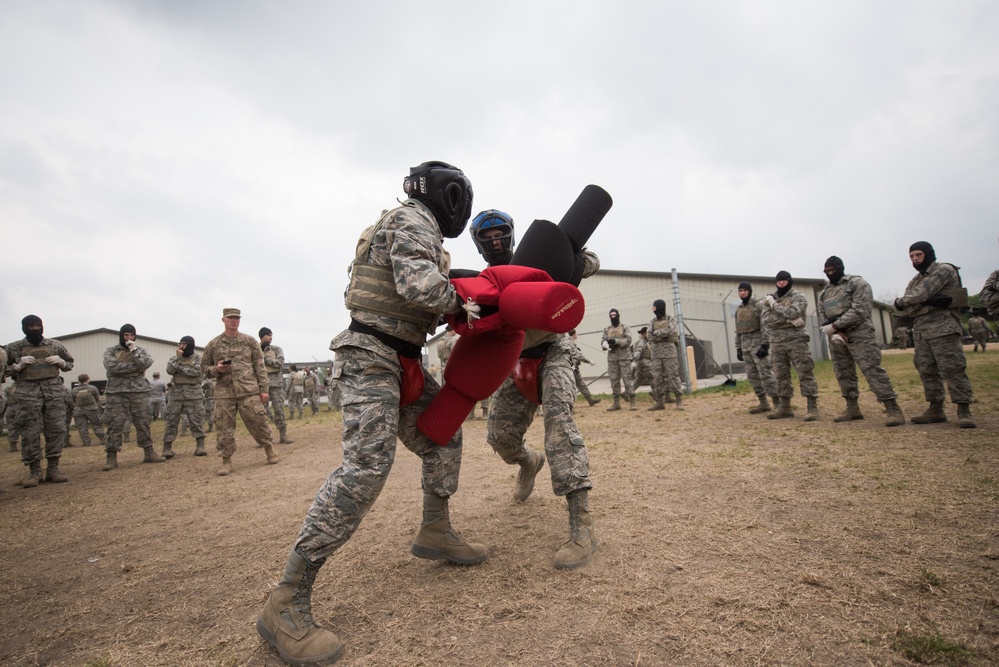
[1,348,996,666]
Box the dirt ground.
[1,351,997,666]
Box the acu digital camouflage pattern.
[602,323,634,399]
[5,337,74,464]
[966,315,990,348]
[761,288,818,399]
[649,315,683,397]
[262,343,287,428]
[72,383,105,446]
[164,351,206,443]
[103,342,154,451]
[734,297,777,399]
[980,268,999,317]
[818,275,897,402]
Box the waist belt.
[520,342,552,359]
[349,319,422,359]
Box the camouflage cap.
[223,308,241,318]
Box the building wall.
[52,330,203,389]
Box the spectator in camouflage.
[304,368,320,415]
[163,336,207,458]
[259,328,292,442]
[102,323,164,469]
[568,329,600,406]
[648,299,684,411]
[72,374,106,447]
[631,327,656,397]
[602,308,635,410]
[761,272,820,421]
[966,311,991,352]
[287,365,305,419]
[148,372,167,421]
[734,281,778,413]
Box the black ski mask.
[909,241,936,274]
[22,314,43,346]
[180,335,195,358]
[119,323,136,348]
[824,256,845,285]
[775,271,793,297]
[259,327,272,350]
[738,281,752,305]
[609,308,621,327]
[653,299,667,320]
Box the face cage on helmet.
[471,212,514,253]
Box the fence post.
[671,268,691,393]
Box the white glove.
[820,324,836,336]
[601,340,610,351]
[764,295,776,309]
[19,355,37,366]
[790,318,805,328]
[125,340,137,351]
[44,355,66,368]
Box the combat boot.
[957,403,976,429]
[607,397,621,412]
[9,442,17,453]
[22,461,43,488]
[102,451,118,471]
[264,444,280,464]
[257,550,343,666]
[194,437,207,456]
[410,494,488,565]
[44,457,68,483]
[647,398,666,411]
[513,448,545,503]
[910,401,947,424]
[674,392,684,411]
[481,405,489,420]
[833,397,864,422]
[206,422,214,433]
[767,397,794,420]
[748,395,771,414]
[143,446,166,463]
[554,489,598,569]
[162,442,175,459]
[802,396,820,422]
[279,426,294,444]
[217,456,232,476]
[629,395,638,411]
[883,399,905,427]
[587,396,601,407]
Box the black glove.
[755,344,769,359]
[448,268,481,279]
[736,348,744,362]
[925,294,953,308]
[607,339,618,350]
[894,298,905,311]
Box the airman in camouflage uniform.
[631,327,656,396]
[818,257,904,427]
[762,271,820,421]
[61,376,75,446]
[734,281,778,413]
[148,372,167,420]
[259,328,292,442]
[201,308,278,475]
[602,308,635,410]
[286,365,305,419]
[891,325,911,349]
[6,315,74,486]
[163,336,207,458]
[102,323,165,470]
[966,312,991,352]
[648,299,684,411]
[894,241,976,428]
[568,329,599,406]
[324,363,341,412]
[257,162,482,666]
[72,374,106,447]
[304,368,320,415]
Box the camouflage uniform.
[295,199,465,562]
[201,331,273,458]
[262,343,287,428]
[62,380,74,444]
[148,376,167,420]
[164,352,206,444]
[6,337,73,466]
[71,382,105,447]
[980,268,999,317]
[202,378,215,432]
[602,322,634,402]
[649,315,683,401]
[896,261,973,404]
[891,325,911,349]
[966,315,990,351]
[4,382,20,452]
[305,371,319,414]
[818,274,898,402]
[567,335,598,403]
[437,332,456,378]
[761,288,818,400]
[324,365,342,411]
[631,334,655,392]
[287,370,305,418]
[735,296,778,402]
[103,342,155,452]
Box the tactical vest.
[606,324,626,340]
[305,376,317,391]
[650,319,674,339]
[18,343,60,381]
[264,348,281,376]
[113,348,144,378]
[74,385,97,407]
[735,303,761,334]
[344,206,450,328]
[173,361,201,385]
[820,282,852,321]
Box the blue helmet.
[470,209,515,265]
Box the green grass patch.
[891,629,971,664]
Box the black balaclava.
[180,335,195,358]
[775,271,793,297]
[609,308,621,327]
[259,327,272,349]
[119,323,136,348]
[653,299,667,320]
[909,241,936,274]
[22,314,43,345]
[824,256,845,285]
[738,281,752,305]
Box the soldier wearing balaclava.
[258,327,292,444]
[817,256,904,426]
[761,271,820,421]
[601,308,635,410]
[5,315,74,487]
[734,282,778,414]
[163,335,208,458]
[647,299,685,411]
[895,241,976,427]
[103,323,162,469]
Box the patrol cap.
[223,308,241,318]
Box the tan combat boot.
[22,461,43,488]
[674,392,684,411]
[162,442,175,459]
[194,437,207,456]
[102,450,118,471]
[217,456,233,477]
[767,397,794,420]
[143,446,166,463]
[910,401,947,424]
[264,444,280,464]
[647,395,666,411]
[802,396,820,422]
[513,448,545,502]
[257,550,343,666]
[748,395,771,414]
[410,494,488,565]
[481,405,489,420]
[587,396,601,407]
[554,489,598,569]
[833,397,864,422]
[607,396,621,412]
[629,395,638,411]
[44,457,68,483]
[957,403,976,429]
[279,426,294,444]
[883,399,905,427]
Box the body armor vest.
[113,349,144,378]
[18,344,60,381]
[74,385,97,407]
[735,303,761,334]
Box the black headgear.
[824,256,845,285]
[181,335,195,358]
[653,299,667,320]
[638,326,648,335]
[22,314,43,345]
[402,161,473,239]
[259,327,272,338]
[775,271,793,297]
[909,241,936,273]
[609,308,620,327]
[738,281,752,304]
[119,323,136,348]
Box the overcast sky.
[2,0,996,360]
